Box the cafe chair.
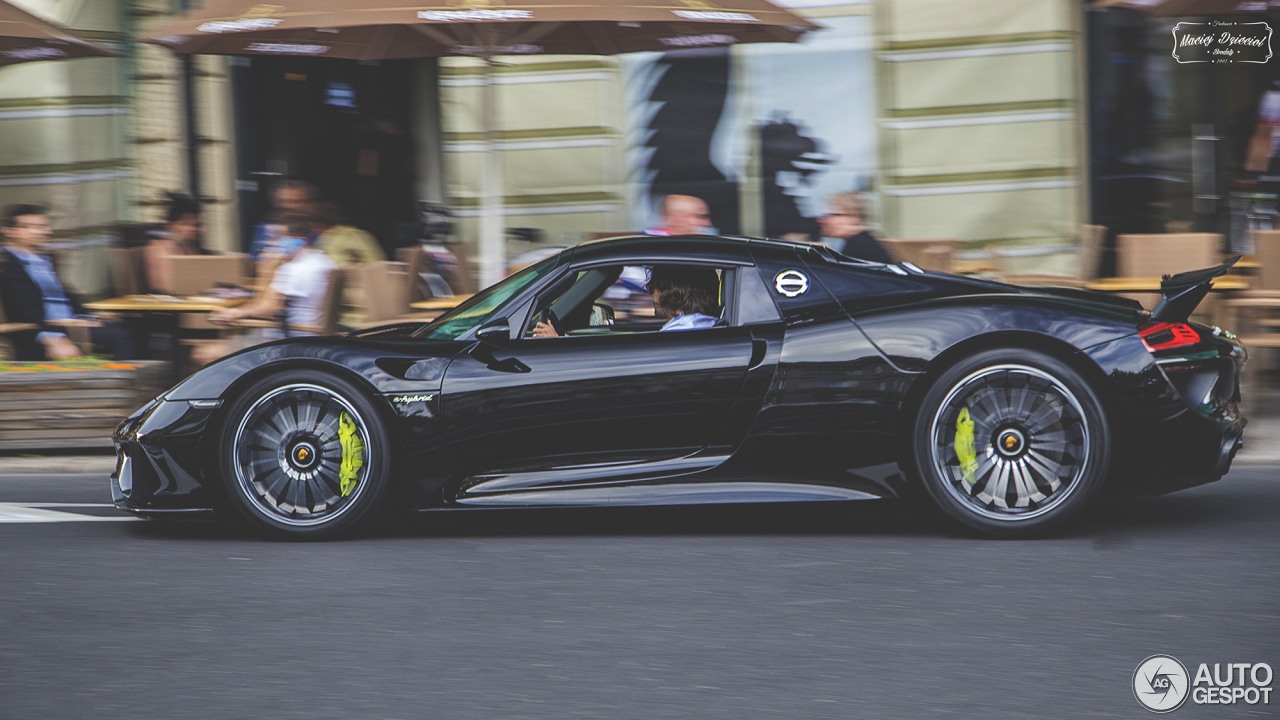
[1225,230,1280,411]
[878,238,956,273]
[353,262,441,330]
[230,266,348,337]
[109,247,148,296]
[0,302,39,360]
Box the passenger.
[146,192,206,294]
[648,265,721,331]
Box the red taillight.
[1140,321,1200,352]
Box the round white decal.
[774,269,809,298]
[1134,655,1190,713]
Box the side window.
[524,264,730,337]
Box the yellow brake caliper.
[954,406,978,486]
[338,412,365,497]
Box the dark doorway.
[233,57,429,254]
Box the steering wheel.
[533,307,564,336]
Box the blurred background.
[1,0,1278,415]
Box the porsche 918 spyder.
[112,235,1247,538]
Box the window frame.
[511,259,746,340]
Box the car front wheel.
[220,371,392,539]
[912,348,1110,537]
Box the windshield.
[413,255,560,340]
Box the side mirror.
[589,302,615,327]
[475,318,510,343]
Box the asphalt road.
[0,469,1276,720]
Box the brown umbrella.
[141,0,819,284]
[0,0,119,66]
[139,0,817,60]
[1090,0,1277,15]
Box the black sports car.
[112,235,1247,538]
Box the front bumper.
[112,398,220,517]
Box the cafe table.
[84,294,239,383]
[410,294,473,312]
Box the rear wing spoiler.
[1151,255,1241,323]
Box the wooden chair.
[1079,224,1106,281]
[1114,233,1224,314]
[879,238,956,273]
[0,301,38,360]
[1224,230,1280,410]
[231,266,347,336]
[109,247,147,296]
[352,262,440,330]
[1116,233,1222,277]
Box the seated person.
[146,192,206,294]
[532,264,721,337]
[0,204,140,361]
[648,265,721,331]
[196,215,336,366]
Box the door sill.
[452,481,884,507]
[460,452,727,496]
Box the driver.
[532,265,720,336]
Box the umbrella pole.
[478,57,504,287]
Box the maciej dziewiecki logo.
[1135,655,1190,713]
[1173,21,1272,63]
[1134,656,1274,712]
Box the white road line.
[0,503,136,523]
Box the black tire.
[219,370,393,539]
[911,348,1110,537]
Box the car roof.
[567,234,822,266]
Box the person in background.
[313,203,385,266]
[249,181,316,259]
[0,204,139,361]
[646,195,713,236]
[817,191,892,264]
[199,214,336,366]
[146,192,206,294]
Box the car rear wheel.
[220,371,392,539]
[912,348,1110,537]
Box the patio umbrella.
[140,0,820,285]
[1090,0,1278,15]
[0,0,118,66]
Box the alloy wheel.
[231,383,371,527]
[929,364,1091,521]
